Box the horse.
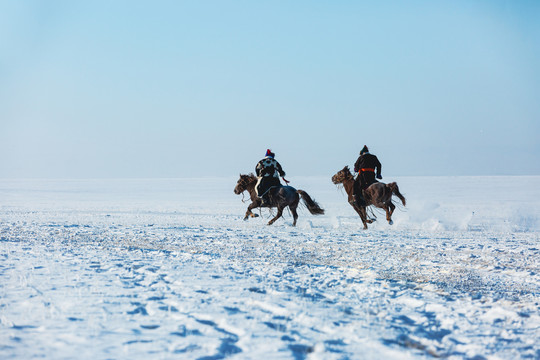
[331,166,406,229]
[234,174,324,226]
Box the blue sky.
[1,1,539,178]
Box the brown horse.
[234,174,324,226]
[331,166,406,229]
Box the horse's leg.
[348,200,369,228]
[387,202,395,225]
[290,205,299,226]
[359,207,369,229]
[349,198,362,216]
[268,206,284,225]
[383,205,393,225]
[244,201,260,220]
[290,195,300,226]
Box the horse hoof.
[389,220,393,225]
[252,214,259,218]
[243,217,248,221]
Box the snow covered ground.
[1,176,539,359]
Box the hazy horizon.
[1,1,539,178]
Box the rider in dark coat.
[255,149,286,206]
[353,145,382,206]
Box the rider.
[255,149,287,206]
[353,145,382,206]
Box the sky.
[1,0,539,178]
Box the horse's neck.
[343,178,355,196]
[247,179,258,200]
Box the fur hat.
[360,145,369,155]
[265,149,275,158]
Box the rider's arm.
[276,162,286,177]
[354,156,361,173]
[255,161,262,177]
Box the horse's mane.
[334,166,354,182]
[344,167,355,178]
[242,173,257,182]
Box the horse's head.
[331,166,354,185]
[234,174,256,194]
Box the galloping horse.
[331,166,406,229]
[234,174,324,226]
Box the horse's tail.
[297,190,325,215]
[387,182,406,206]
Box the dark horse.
[234,174,324,226]
[332,166,406,229]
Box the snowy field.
[1,176,539,359]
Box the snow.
[1,176,539,359]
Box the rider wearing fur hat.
[255,149,287,206]
[353,145,382,206]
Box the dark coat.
[354,153,382,190]
[255,157,285,196]
[256,157,285,178]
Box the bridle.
[236,175,256,203]
[236,176,252,191]
[333,170,353,184]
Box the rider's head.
[360,145,369,155]
[265,149,275,158]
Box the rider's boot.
[354,193,366,207]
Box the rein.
[237,176,257,203]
